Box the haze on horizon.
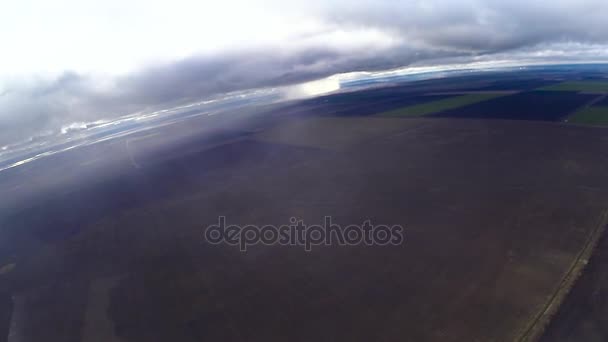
[2,0,608,145]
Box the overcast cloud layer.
[2,0,608,145]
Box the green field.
[378,93,506,117]
[541,81,608,93]
[568,106,608,125]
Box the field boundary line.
[563,93,607,123]
[517,208,608,342]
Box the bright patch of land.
[568,106,608,126]
[378,93,507,117]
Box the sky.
[2,0,608,145]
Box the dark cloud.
[0,45,450,145]
[324,0,608,53]
[119,46,447,104]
